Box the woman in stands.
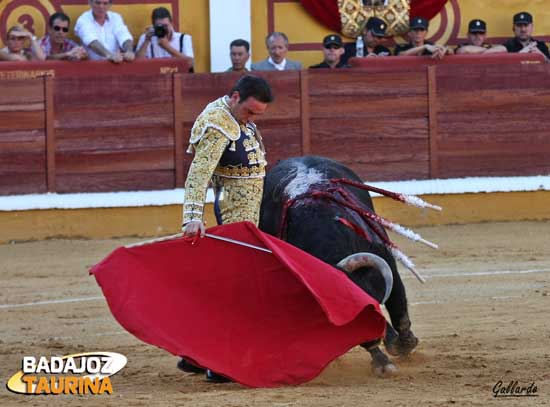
[1,26,45,61]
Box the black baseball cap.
[366,17,387,37]
[410,16,429,30]
[513,12,533,25]
[323,34,343,48]
[468,19,486,33]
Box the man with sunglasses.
[1,26,45,61]
[310,34,348,69]
[39,12,87,60]
[75,0,134,63]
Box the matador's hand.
[182,220,205,238]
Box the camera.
[154,24,167,38]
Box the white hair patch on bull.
[284,164,326,199]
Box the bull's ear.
[337,253,393,304]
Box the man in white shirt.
[251,32,302,71]
[74,0,134,63]
[135,7,194,69]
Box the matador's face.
[229,92,268,124]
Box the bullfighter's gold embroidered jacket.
[183,96,267,226]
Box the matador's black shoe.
[177,358,206,374]
[206,369,232,383]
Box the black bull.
[259,156,419,376]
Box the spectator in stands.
[362,17,391,57]
[1,26,45,61]
[251,32,302,71]
[341,17,390,64]
[226,39,250,72]
[40,12,87,60]
[310,34,348,68]
[136,7,194,69]
[503,12,549,60]
[75,0,134,63]
[394,17,452,59]
[456,19,507,55]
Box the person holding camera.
[136,7,194,69]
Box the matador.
[182,75,274,238]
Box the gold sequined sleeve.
[183,128,230,225]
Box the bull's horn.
[337,253,393,304]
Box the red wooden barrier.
[435,63,550,178]
[348,52,545,70]
[307,68,430,181]
[0,78,46,195]
[1,57,550,196]
[0,58,188,80]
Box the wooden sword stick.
[125,232,272,254]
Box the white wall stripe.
[209,0,251,72]
[1,175,549,212]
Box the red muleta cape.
[90,221,385,387]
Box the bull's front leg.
[361,338,397,377]
[383,275,418,356]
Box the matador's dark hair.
[229,75,274,104]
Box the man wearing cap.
[362,17,391,57]
[394,16,451,59]
[456,19,507,55]
[340,17,391,65]
[503,12,549,60]
[310,34,348,68]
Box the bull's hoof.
[372,361,398,378]
[368,346,398,378]
[385,332,418,357]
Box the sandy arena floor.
[1,221,549,406]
